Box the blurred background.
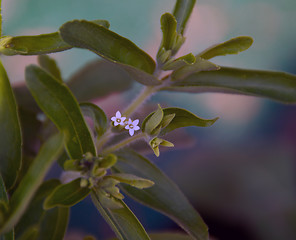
[2,0,296,239]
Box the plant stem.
[122,86,158,117]
[102,132,146,155]
[0,0,2,37]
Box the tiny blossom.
[125,118,140,136]
[111,111,126,126]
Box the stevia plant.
[0,0,296,239]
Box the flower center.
[129,124,134,129]
[116,119,121,123]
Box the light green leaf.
[15,180,60,239]
[91,190,150,240]
[0,175,14,240]
[43,178,90,209]
[159,13,177,51]
[37,207,69,240]
[198,36,253,60]
[159,108,218,135]
[162,53,195,71]
[106,173,154,189]
[0,59,22,190]
[38,55,62,82]
[0,20,109,56]
[60,20,160,86]
[142,105,163,135]
[165,67,296,103]
[25,65,96,159]
[80,103,107,138]
[173,0,196,35]
[67,60,134,102]
[115,149,209,240]
[0,134,64,234]
[171,57,220,80]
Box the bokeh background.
[2,0,296,239]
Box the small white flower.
[125,118,140,136]
[111,111,126,126]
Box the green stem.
[102,132,146,155]
[0,0,2,37]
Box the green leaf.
[38,55,62,82]
[15,179,60,239]
[13,84,40,113]
[17,227,38,240]
[162,53,196,71]
[171,57,220,80]
[173,0,196,35]
[142,105,163,135]
[60,20,160,86]
[0,134,64,234]
[160,13,177,51]
[198,36,253,60]
[80,103,107,138]
[115,149,209,240]
[0,20,109,56]
[106,173,154,189]
[91,190,150,240]
[159,108,218,135]
[0,59,22,190]
[43,178,90,209]
[67,60,134,102]
[25,65,96,159]
[0,175,14,240]
[165,67,296,103]
[37,207,69,240]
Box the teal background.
[2,0,296,240]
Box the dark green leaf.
[60,20,160,86]
[198,36,253,60]
[106,173,154,189]
[60,20,155,74]
[25,65,96,159]
[171,57,220,80]
[0,59,22,190]
[15,179,60,238]
[0,134,64,234]
[0,175,14,240]
[173,0,196,35]
[160,108,218,135]
[13,84,40,113]
[67,60,134,102]
[165,67,296,103]
[91,190,150,240]
[38,55,62,82]
[150,232,192,240]
[0,20,109,56]
[17,227,38,240]
[142,105,163,135]
[43,178,90,209]
[115,149,209,240]
[80,103,107,138]
[162,53,196,70]
[37,207,69,240]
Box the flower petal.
[111,116,116,122]
[114,121,119,126]
[116,111,121,118]
[133,119,139,126]
[125,125,130,130]
[134,126,140,131]
[129,129,135,136]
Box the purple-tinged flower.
[111,111,126,126]
[125,118,140,136]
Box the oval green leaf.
[67,60,134,102]
[44,178,90,209]
[106,173,154,189]
[159,13,177,51]
[38,55,62,82]
[60,20,160,86]
[162,53,196,71]
[165,67,296,103]
[80,102,107,138]
[91,190,150,240]
[0,20,109,56]
[198,36,253,60]
[0,134,64,234]
[38,207,69,240]
[0,59,22,190]
[173,0,196,35]
[142,105,163,135]
[114,149,209,240]
[25,65,96,159]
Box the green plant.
[0,0,295,239]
